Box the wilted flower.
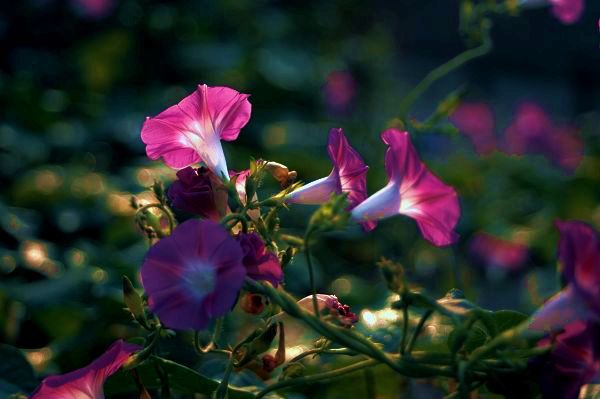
[449,102,497,155]
[469,232,529,273]
[503,102,583,173]
[538,320,600,399]
[141,84,251,178]
[286,128,368,210]
[297,294,358,327]
[237,232,283,287]
[351,129,460,247]
[141,219,246,330]
[167,166,227,220]
[30,340,140,398]
[529,221,600,332]
[241,292,269,315]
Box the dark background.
[0,0,598,397]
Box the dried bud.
[260,160,297,188]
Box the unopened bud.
[122,276,149,329]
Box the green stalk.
[397,21,492,119]
[255,359,379,399]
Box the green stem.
[136,203,175,234]
[244,279,454,378]
[364,368,376,399]
[255,359,379,399]
[194,317,224,353]
[290,347,356,363]
[220,212,248,232]
[406,310,433,354]
[303,231,320,319]
[397,21,492,119]
[213,353,235,399]
[400,304,409,354]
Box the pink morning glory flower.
[538,320,600,399]
[141,84,252,179]
[351,129,460,247]
[237,232,284,287]
[469,232,529,273]
[529,221,600,332]
[549,0,585,24]
[30,340,140,398]
[297,294,358,327]
[285,128,368,210]
[141,219,246,330]
[503,102,583,173]
[449,102,497,155]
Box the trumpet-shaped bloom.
[449,102,497,155]
[141,219,246,330]
[549,0,584,24]
[30,340,140,398]
[529,221,600,332]
[168,166,227,220]
[351,129,460,247]
[237,232,283,287]
[285,128,368,210]
[538,320,600,399]
[141,84,251,178]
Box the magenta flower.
[549,0,585,24]
[141,84,251,178]
[237,232,284,287]
[297,294,358,327]
[141,219,246,330]
[538,320,600,399]
[449,102,497,155]
[469,232,529,273]
[324,71,356,114]
[72,0,113,18]
[286,128,368,210]
[351,129,460,247]
[503,102,583,173]
[30,340,140,398]
[529,221,600,332]
[168,166,227,220]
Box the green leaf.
[0,345,37,392]
[493,310,528,334]
[105,357,256,399]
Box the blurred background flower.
[0,0,599,397]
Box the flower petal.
[556,220,600,316]
[30,340,140,399]
[352,129,459,246]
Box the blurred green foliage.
[0,0,598,398]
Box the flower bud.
[122,276,148,329]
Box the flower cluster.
[450,101,583,172]
[137,84,461,331]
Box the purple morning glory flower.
[529,221,600,332]
[30,340,140,399]
[141,219,246,330]
[538,320,600,399]
[237,232,284,287]
[168,166,227,220]
[285,128,369,210]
